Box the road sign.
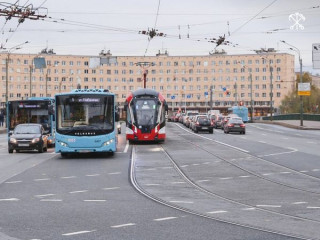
[298,83,311,96]
[204,91,208,96]
[171,96,175,99]
[187,94,191,99]
[312,43,320,69]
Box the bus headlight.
[103,139,114,146]
[9,138,17,144]
[31,138,40,143]
[59,141,68,147]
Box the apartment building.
[0,50,295,116]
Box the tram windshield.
[131,99,160,126]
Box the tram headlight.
[103,139,114,146]
[59,141,68,147]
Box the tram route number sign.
[298,83,311,96]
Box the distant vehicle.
[7,98,55,147]
[210,114,224,129]
[124,89,168,142]
[8,123,48,153]
[183,111,199,125]
[228,106,248,122]
[224,118,246,134]
[207,109,220,116]
[191,115,214,133]
[55,89,119,156]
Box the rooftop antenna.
[178,25,181,39]
[187,24,190,38]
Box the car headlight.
[9,138,17,144]
[31,138,40,143]
[103,139,114,146]
[59,141,68,147]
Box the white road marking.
[83,200,106,202]
[5,181,22,184]
[40,199,62,202]
[307,206,320,209]
[124,140,129,153]
[207,210,228,214]
[261,148,298,157]
[239,175,251,178]
[102,187,120,190]
[111,223,136,228]
[262,173,274,176]
[0,198,19,201]
[312,169,320,172]
[242,207,256,211]
[181,165,189,168]
[69,190,88,194]
[108,172,121,175]
[145,168,156,171]
[203,162,211,165]
[307,141,316,144]
[192,163,200,166]
[292,202,308,205]
[280,172,291,174]
[85,174,100,177]
[34,178,50,181]
[153,217,177,221]
[174,124,249,153]
[197,180,211,183]
[62,230,95,236]
[35,194,55,198]
[256,205,281,208]
[61,176,77,179]
[171,182,185,184]
[219,177,233,180]
[169,201,194,204]
[145,183,160,186]
[259,141,267,144]
[300,170,309,173]
[161,166,173,169]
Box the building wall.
[0,52,295,115]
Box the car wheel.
[209,130,213,134]
[8,149,13,154]
[16,149,20,153]
[38,144,44,153]
[243,131,246,135]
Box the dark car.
[223,118,246,134]
[191,115,214,133]
[8,124,48,153]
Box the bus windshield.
[131,99,160,126]
[56,95,114,134]
[8,101,52,132]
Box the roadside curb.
[253,120,320,130]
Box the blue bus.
[55,89,118,156]
[7,97,55,146]
[228,106,249,122]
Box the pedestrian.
[0,111,4,127]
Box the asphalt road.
[0,122,319,240]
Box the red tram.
[124,89,168,142]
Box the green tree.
[280,72,320,114]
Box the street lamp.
[4,41,29,104]
[281,40,303,127]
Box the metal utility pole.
[29,64,33,98]
[250,73,254,122]
[270,64,273,121]
[234,82,238,105]
[209,85,213,111]
[135,62,155,89]
[281,40,304,127]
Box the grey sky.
[1,0,320,73]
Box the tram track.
[130,144,319,240]
[173,122,320,195]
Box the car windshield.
[14,125,40,134]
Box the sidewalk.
[0,126,7,134]
[254,120,320,130]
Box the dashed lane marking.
[207,210,228,214]
[197,180,211,183]
[111,223,136,228]
[153,217,177,221]
[5,181,22,184]
[62,230,96,236]
[34,178,50,181]
[61,176,77,179]
[145,183,161,186]
[85,174,100,177]
[256,205,281,208]
[0,198,19,201]
[239,175,251,178]
[83,200,106,202]
[40,199,62,202]
[307,206,320,209]
[219,177,233,180]
[102,187,120,190]
[35,194,55,198]
[242,207,256,211]
[169,201,194,204]
[292,202,308,205]
[69,190,88,194]
[108,172,121,175]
